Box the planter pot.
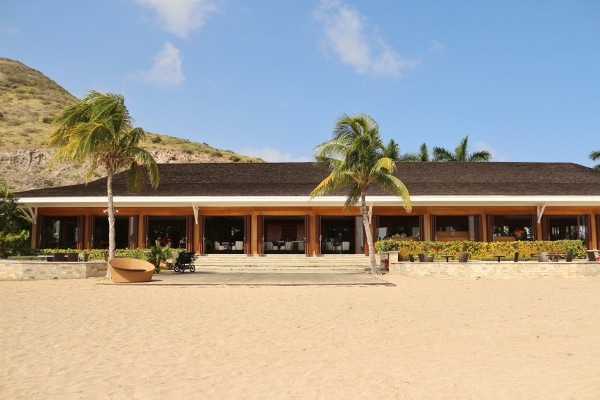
[52,253,66,262]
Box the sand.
[1,275,599,399]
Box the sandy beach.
[1,275,599,399]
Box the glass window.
[433,215,480,241]
[491,215,534,241]
[40,217,78,248]
[93,216,131,249]
[377,216,421,239]
[548,215,587,243]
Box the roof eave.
[16,195,600,208]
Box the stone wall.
[0,260,107,281]
[389,260,600,279]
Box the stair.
[192,254,372,272]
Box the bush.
[374,239,587,261]
[0,230,30,258]
[8,256,39,260]
[374,239,401,252]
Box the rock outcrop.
[1,147,236,193]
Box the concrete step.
[191,254,372,271]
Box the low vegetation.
[375,239,587,261]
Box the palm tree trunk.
[360,192,378,275]
[106,172,115,278]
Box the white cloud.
[312,0,420,78]
[141,42,185,87]
[239,147,312,163]
[134,0,218,38]
[475,141,505,161]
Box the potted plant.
[150,240,172,273]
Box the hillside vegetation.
[0,58,262,192]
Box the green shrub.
[374,239,587,261]
[374,239,401,252]
[37,248,153,262]
[0,230,30,258]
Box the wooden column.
[308,213,317,256]
[423,214,431,241]
[251,213,259,255]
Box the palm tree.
[0,178,28,233]
[589,150,600,170]
[310,113,412,275]
[384,139,400,160]
[432,135,491,162]
[0,178,30,257]
[47,90,159,264]
[400,142,431,161]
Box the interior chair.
[264,241,274,253]
[334,242,342,253]
[234,241,244,253]
[325,242,333,253]
[297,241,304,253]
[214,241,225,253]
[342,241,350,253]
[284,241,293,253]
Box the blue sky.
[2,0,599,166]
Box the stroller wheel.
[174,265,180,272]
[190,265,195,272]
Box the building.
[16,162,600,254]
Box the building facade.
[16,162,600,254]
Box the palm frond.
[589,150,600,161]
[375,174,412,212]
[468,150,492,162]
[432,146,454,161]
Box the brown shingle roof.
[16,162,600,198]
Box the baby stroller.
[174,250,196,273]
